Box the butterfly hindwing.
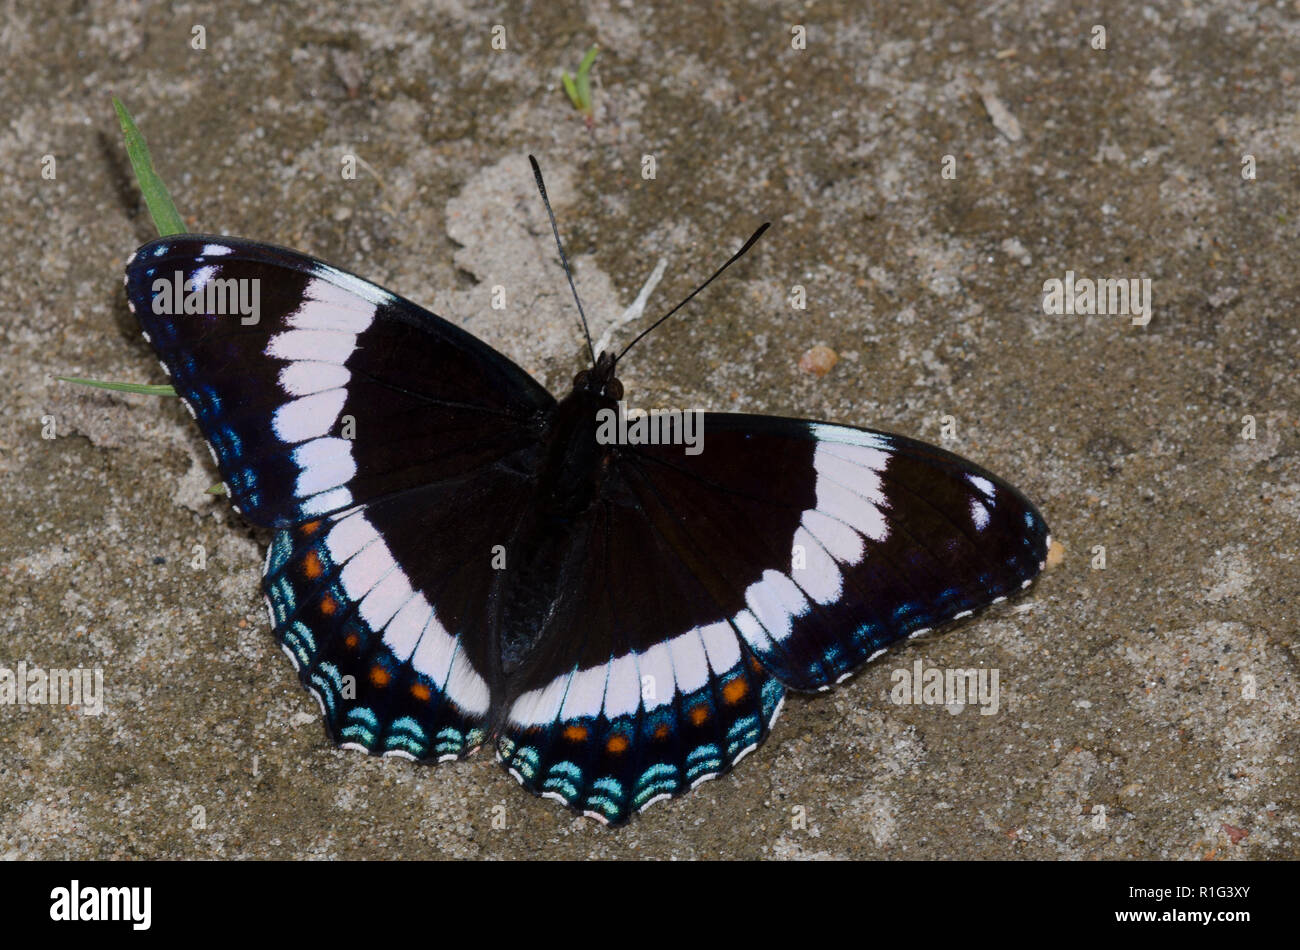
[264,519,488,760]
[497,494,786,824]
[260,446,542,760]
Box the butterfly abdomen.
[494,387,620,681]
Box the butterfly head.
[573,350,624,401]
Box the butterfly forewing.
[620,414,1050,691]
[125,236,553,528]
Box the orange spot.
[369,665,390,687]
[344,633,359,650]
[748,656,763,674]
[689,704,709,726]
[410,682,431,702]
[606,734,629,754]
[302,550,323,579]
[722,677,748,705]
[319,594,337,616]
[653,724,670,740]
[300,520,322,536]
[563,724,588,742]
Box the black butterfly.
[123,157,1049,825]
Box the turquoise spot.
[347,706,379,730]
[725,715,761,757]
[591,777,623,799]
[585,794,621,818]
[268,577,294,624]
[282,621,316,665]
[636,763,676,784]
[510,746,541,778]
[389,716,426,743]
[542,772,580,799]
[341,723,376,745]
[547,760,583,782]
[685,744,722,781]
[633,780,677,808]
[384,734,426,756]
[309,672,337,714]
[265,531,293,575]
[760,680,783,718]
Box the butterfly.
[123,157,1050,825]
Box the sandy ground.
[1,1,1296,859]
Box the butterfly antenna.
[616,222,770,363]
[528,154,596,365]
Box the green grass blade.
[104,101,212,497]
[576,44,598,111]
[562,45,599,117]
[56,376,178,397]
[562,72,581,110]
[113,97,186,237]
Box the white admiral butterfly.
[124,158,1049,825]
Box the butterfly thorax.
[533,386,617,520]
[493,362,623,686]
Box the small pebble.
[798,344,838,377]
[1046,539,1065,569]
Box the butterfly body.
[125,228,1050,825]
[493,357,622,682]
